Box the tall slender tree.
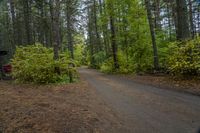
[176,0,190,40]
[145,0,159,70]
[108,0,119,70]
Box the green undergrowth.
[167,38,200,77]
[11,44,78,84]
[99,38,200,78]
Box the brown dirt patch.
[0,79,122,133]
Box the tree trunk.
[9,0,17,46]
[167,3,172,41]
[50,0,61,60]
[66,2,74,59]
[189,0,195,38]
[110,15,119,70]
[93,0,102,51]
[23,0,33,45]
[145,0,159,71]
[176,0,190,40]
[87,7,95,67]
[100,0,110,56]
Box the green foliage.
[93,51,107,68]
[100,51,134,74]
[97,0,153,74]
[74,44,86,66]
[116,50,134,74]
[100,58,114,73]
[11,44,78,84]
[168,38,200,76]
[74,35,87,66]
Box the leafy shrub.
[100,49,152,74]
[100,51,135,74]
[74,44,87,66]
[91,51,107,69]
[168,38,200,77]
[116,50,135,74]
[100,58,114,73]
[11,44,78,84]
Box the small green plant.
[11,44,78,84]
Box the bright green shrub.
[74,44,87,66]
[11,44,78,84]
[100,49,151,74]
[100,51,135,74]
[168,38,200,76]
[100,58,114,73]
[116,50,135,74]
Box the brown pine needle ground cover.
[0,79,123,133]
[128,75,200,96]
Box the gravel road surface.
[79,68,200,133]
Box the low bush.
[11,44,78,84]
[100,58,114,73]
[100,44,153,74]
[167,38,200,77]
[100,51,135,74]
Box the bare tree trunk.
[145,0,159,71]
[189,0,195,38]
[39,1,45,44]
[23,0,33,45]
[66,1,74,59]
[87,7,95,67]
[176,0,190,40]
[110,15,119,70]
[8,0,18,55]
[50,0,61,60]
[9,0,17,46]
[93,0,102,51]
[167,3,172,41]
[99,0,110,56]
[171,1,178,39]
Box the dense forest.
[0,0,200,83]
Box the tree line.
[85,0,200,75]
[0,0,200,76]
[0,0,81,61]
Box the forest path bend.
[79,68,200,133]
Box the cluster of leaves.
[167,38,200,77]
[11,44,78,84]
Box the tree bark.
[189,0,195,38]
[66,0,74,59]
[50,0,61,60]
[176,0,190,40]
[23,0,33,45]
[110,15,119,70]
[145,0,159,70]
[93,0,102,51]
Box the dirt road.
[79,68,200,133]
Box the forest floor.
[126,74,200,96]
[0,68,200,133]
[0,79,124,133]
